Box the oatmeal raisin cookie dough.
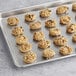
[23,51,37,64]
[40,9,51,18]
[12,26,24,36]
[49,28,61,37]
[25,14,36,22]
[56,6,68,15]
[53,36,67,46]
[16,35,28,45]
[60,15,71,25]
[30,21,41,30]
[42,48,55,59]
[45,19,56,28]
[7,17,19,26]
[59,45,73,55]
[33,31,45,41]
[19,43,32,53]
[38,39,51,49]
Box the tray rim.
[0,0,76,68]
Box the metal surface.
[0,0,76,67]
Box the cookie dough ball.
[40,9,51,18]
[16,35,28,45]
[42,48,55,59]
[53,36,67,46]
[7,17,19,26]
[19,43,32,53]
[72,33,76,42]
[59,45,73,55]
[45,19,56,28]
[72,4,76,11]
[23,51,37,64]
[33,31,45,41]
[60,15,71,25]
[25,14,36,22]
[49,28,61,37]
[30,21,41,30]
[66,23,76,34]
[56,6,68,15]
[12,26,24,36]
[38,39,51,49]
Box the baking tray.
[0,0,76,67]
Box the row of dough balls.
[32,23,76,42]
[7,15,76,34]
[42,45,73,59]
[33,30,73,46]
[24,4,76,21]
[11,26,37,64]
[7,8,76,34]
[23,45,72,60]
[7,4,76,26]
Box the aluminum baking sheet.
[0,0,76,67]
